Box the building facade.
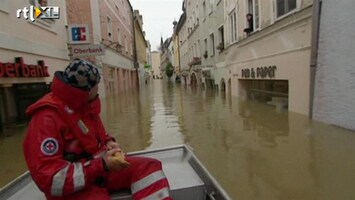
[160,37,172,79]
[312,0,355,130]
[0,0,69,132]
[176,3,188,85]
[151,51,161,79]
[171,0,314,115]
[226,0,313,115]
[133,10,148,86]
[66,0,138,97]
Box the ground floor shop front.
[231,49,311,115]
[0,50,68,134]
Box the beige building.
[66,0,138,97]
[171,25,181,77]
[133,10,148,86]
[226,0,313,115]
[151,51,161,78]
[0,0,69,131]
[174,2,188,84]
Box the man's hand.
[103,149,125,171]
[106,140,121,151]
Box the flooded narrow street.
[1,80,355,200]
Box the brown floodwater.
[1,80,355,200]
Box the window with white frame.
[30,0,48,7]
[28,0,56,26]
[209,0,214,14]
[203,1,206,20]
[229,10,237,43]
[276,0,297,18]
[195,4,199,25]
[192,10,195,27]
[204,38,208,58]
[117,28,122,45]
[217,26,224,51]
[244,0,259,34]
[210,33,215,56]
[124,35,128,52]
[0,0,10,13]
[107,16,113,41]
[197,40,201,57]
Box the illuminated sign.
[68,25,90,44]
[0,57,50,78]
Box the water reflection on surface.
[1,80,355,200]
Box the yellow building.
[133,10,148,85]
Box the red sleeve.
[23,109,106,197]
[96,115,116,144]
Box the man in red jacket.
[23,59,172,200]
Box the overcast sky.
[129,0,183,51]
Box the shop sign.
[68,24,90,44]
[0,57,50,78]
[241,65,277,78]
[72,44,105,57]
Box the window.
[107,16,113,41]
[197,40,201,57]
[30,0,48,6]
[203,1,206,20]
[28,0,55,26]
[204,38,208,58]
[229,11,237,43]
[209,0,214,14]
[124,35,128,52]
[245,0,259,34]
[0,0,10,13]
[210,33,215,56]
[217,26,224,51]
[117,28,122,45]
[276,0,297,18]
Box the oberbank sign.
[72,44,106,57]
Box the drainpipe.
[309,0,322,118]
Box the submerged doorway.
[0,88,3,134]
[243,80,289,110]
[190,73,197,86]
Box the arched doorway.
[228,78,231,95]
[190,73,197,86]
[220,78,226,92]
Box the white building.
[0,0,69,131]
[312,0,355,130]
[226,0,313,115]
[151,51,161,78]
